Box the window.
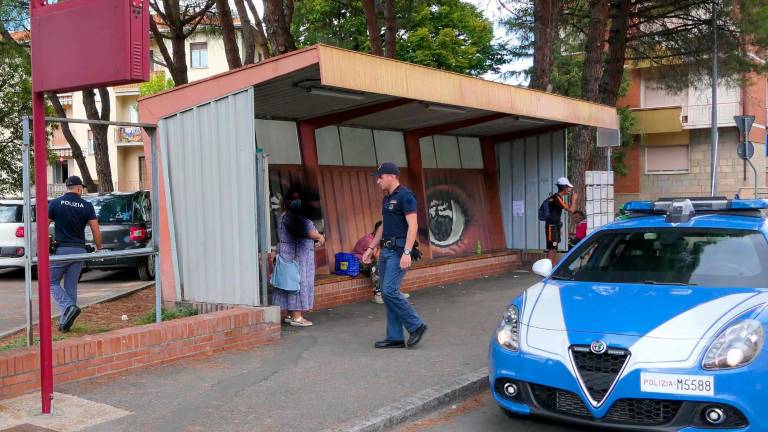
[190,42,208,69]
[0,205,22,223]
[138,156,146,189]
[129,104,139,123]
[645,145,688,174]
[52,161,69,183]
[83,195,134,224]
[552,228,768,288]
[87,130,95,154]
[149,49,155,71]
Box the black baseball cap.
[65,176,84,187]
[371,162,400,177]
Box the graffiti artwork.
[425,170,491,257]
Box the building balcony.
[682,102,742,129]
[115,126,144,146]
[630,106,683,135]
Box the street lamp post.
[710,0,719,196]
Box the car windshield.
[0,205,21,223]
[552,228,768,288]
[84,195,133,224]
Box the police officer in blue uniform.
[48,176,102,332]
[363,163,428,349]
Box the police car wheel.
[137,255,155,281]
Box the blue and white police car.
[489,197,768,431]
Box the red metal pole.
[32,91,53,414]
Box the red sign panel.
[31,0,149,93]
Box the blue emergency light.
[623,198,768,220]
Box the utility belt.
[381,238,407,249]
[50,241,92,254]
[381,238,422,262]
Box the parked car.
[80,191,154,280]
[490,197,768,431]
[0,199,36,271]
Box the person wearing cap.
[546,177,578,263]
[47,176,102,332]
[362,162,427,349]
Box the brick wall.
[0,308,280,401]
[641,128,767,200]
[313,251,543,309]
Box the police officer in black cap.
[48,176,102,332]
[363,162,427,349]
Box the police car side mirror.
[532,259,553,278]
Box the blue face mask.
[288,199,302,209]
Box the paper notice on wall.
[513,200,525,217]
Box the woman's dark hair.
[283,188,303,211]
[573,210,586,218]
[372,221,382,233]
[282,187,309,238]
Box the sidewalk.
[58,271,538,432]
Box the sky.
[248,0,532,86]
[466,0,532,85]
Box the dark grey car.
[81,191,154,280]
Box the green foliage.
[139,73,175,97]
[292,0,507,76]
[136,305,198,325]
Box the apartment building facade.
[47,22,265,195]
[614,66,768,205]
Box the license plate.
[640,372,714,396]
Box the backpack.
[538,195,552,222]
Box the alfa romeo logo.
[590,340,607,354]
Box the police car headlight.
[496,305,520,351]
[703,320,764,370]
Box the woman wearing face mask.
[273,190,325,326]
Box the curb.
[0,282,155,340]
[322,367,488,432]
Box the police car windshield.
[84,195,133,224]
[553,228,768,288]
[0,205,21,223]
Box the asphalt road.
[398,393,594,432]
[0,268,151,335]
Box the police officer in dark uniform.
[48,176,102,332]
[363,163,428,349]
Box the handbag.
[270,215,302,292]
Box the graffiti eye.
[428,192,467,247]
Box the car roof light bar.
[664,199,695,223]
[623,198,768,215]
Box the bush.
[136,305,198,325]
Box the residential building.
[615,65,768,205]
[47,19,267,195]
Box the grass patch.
[136,305,198,325]
[0,334,67,352]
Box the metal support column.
[22,117,33,346]
[150,129,162,323]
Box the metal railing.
[22,116,162,348]
[683,102,741,127]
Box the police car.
[489,197,768,431]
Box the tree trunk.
[46,93,97,192]
[170,33,190,84]
[284,0,295,28]
[529,0,560,91]
[263,0,297,56]
[570,0,609,208]
[362,0,383,56]
[245,0,272,59]
[383,0,396,58]
[598,0,631,106]
[215,0,243,69]
[233,0,256,64]
[82,89,114,193]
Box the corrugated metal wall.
[497,130,567,251]
[159,88,261,305]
